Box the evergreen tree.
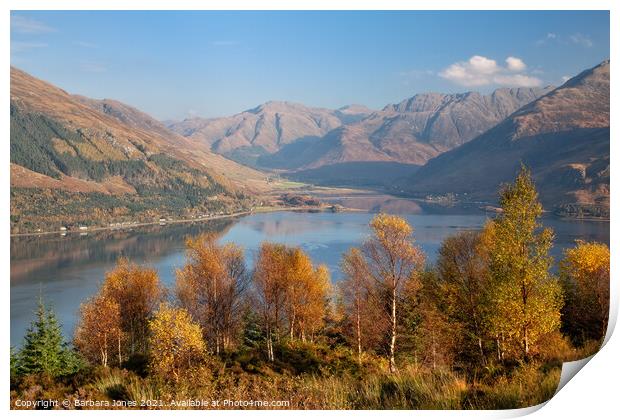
[240,309,265,350]
[17,296,81,377]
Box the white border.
[2,1,616,419]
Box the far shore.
[10,190,609,238]
[9,204,366,239]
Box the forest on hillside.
[10,168,609,410]
[10,103,251,233]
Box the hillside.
[10,68,263,233]
[405,60,610,217]
[72,96,276,193]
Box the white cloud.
[439,55,542,88]
[439,55,500,87]
[506,57,526,72]
[535,32,557,46]
[570,33,593,48]
[11,41,48,53]
[11,15,55,34]
[561,75,571,84]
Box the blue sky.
[11,10,610,120]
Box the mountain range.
[167,87,552,172]
[168,60,609,216]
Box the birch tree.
[485,166,563,360]
[74,294,124,367]
[436,230,491,364]
[361,214,424,373]
[176,234,249,354]
[102,258,164,355]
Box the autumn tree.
[73,258,164,366]
[253,243,288,361]
[176,234,249,354]
[74,294,124,367]
[435,230,491,364]
[253,243,331,361]
[560,240,610,345]
[413,298,457,370]
[354,214,425,373]
[284,249,331,342]
[340,247,384,363]
[295,263,331,342]
[101,258,164,355]
[485,166,563,360]
[148,304,205,382]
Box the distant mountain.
[405,60,610,217]
[10,68,266,232]
[263,87,552,172]
[167,101,356,166]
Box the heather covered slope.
[405,60,610,217]
[10,68,258,232]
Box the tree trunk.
[496,334,502,362]
[102,333,108,368]
[389,286,397,373]
[266,323,274,362]
[118,332,122,366]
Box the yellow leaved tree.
[560,240,610,346]
[485,166,563,360]
[354,214,425,373]
[176,234,249,355]
[148,304,205,382]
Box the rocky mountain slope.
[167,101,361,165]
[405,60,610,217]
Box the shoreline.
[9,205,364,238]
[10,196,609,238]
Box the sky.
[10,10,610,120]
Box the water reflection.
[10,211,609,347]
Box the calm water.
[10,210,609,347]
